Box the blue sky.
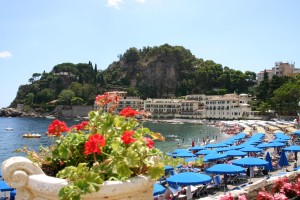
[1,0,300,108]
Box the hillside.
[10,44,258,113]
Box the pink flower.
[257,190,275,200]
[274,193,288,200]
[220,193,234,200]
[238,195,248,200]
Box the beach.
[157,119,300,200]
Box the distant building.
[144,98,181,118]
[202,93,259,119]
[257,61,298,83]
[94,91,260,120]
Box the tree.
[71,97,84,105]
[58,89,75,105]
[123,48,140,63]
[271,79,300,115]
[69,82,83,98]
[25,93,35,105]
[36,89,55,104]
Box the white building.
[144,98,181,118]
[202,93,260,119]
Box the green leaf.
[148,163,164,180]
[117,161,133,178]
[125,150,140,167]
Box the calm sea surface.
[0,117,229,165]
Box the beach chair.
[227,174,239,184]
[207,175,223,190]
[195,184,208,197]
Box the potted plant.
[2,92,177,200]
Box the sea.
[0,117,229,165]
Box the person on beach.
[192,140,195,147]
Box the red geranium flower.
[84,134,106,155]
[120,107,140,118]
[121,130,137,145]
[143,137,154,149]
[48,119,68,137]
[70,121,89,131]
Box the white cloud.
[0,51,12,58]
[135,0,146,3]
[106,0,124,9]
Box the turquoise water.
[0,117,228,164]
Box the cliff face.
[104,45,195,98]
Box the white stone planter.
[1,157,155,200]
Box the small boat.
[23,133,41,138]
[5,127,13,131]
[45,115,55,119]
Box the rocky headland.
[0,108,42,117]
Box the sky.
[1,0,300,108]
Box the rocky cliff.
[0,108,42,117]
[103,44,196,98]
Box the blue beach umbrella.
[167,172,212,200]
[205,143,219,149]
[204,153,227,162]
[214,147,231,152]
[223,140,237,145]
[235,144,254,149]
[232,157,268,183]
[293,130,300,135]
[240,146,262,156]
[153,183,166,196]
[0,181,14,192]
[188,146,205,151]
[265,142,286,148]
[172,149,190,154]
[227,145,243,150]
[284,145,300,152]
[256,143,269,149]
[206,164,246,194]
[232,157,269,167]
[278,151,289,169]
[166,152,172,156]
[235,132,246,139]
[167,172,212,186]
[164,165,174,172]
[196,149,217,155]
[265,152,273,171]
[174,152,196,158]
[225,150,246,157]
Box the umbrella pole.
[224,173,227,194]
[187,185,192,200]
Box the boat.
[23,133,41,138]
[5,127,13,131]
[45,115,55,119]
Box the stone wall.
[61,105,93,118]
[53,105,93,118]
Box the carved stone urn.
[1,157,155,200]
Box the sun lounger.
[227,174,239,184]
[195,184,208,197]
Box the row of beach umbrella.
[156,130,300,199]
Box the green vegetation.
[10,44,300,116]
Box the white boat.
[5,127,13,131]
[45,115,55,119]
[23,133,41,138]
